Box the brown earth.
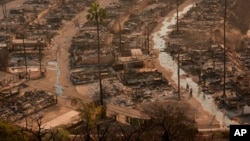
[229,0,250,34]
[211,0,250,51]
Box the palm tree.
[87,2,106,106]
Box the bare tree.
[143,103,198,141]
[95,121,110,141]
[22,114,47,141]
[22,114,69,141]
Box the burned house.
[0,90,57,122]
[0,20,18,32]
[45,16,62,29]
[236,74,250,95]
[113,49,168,86]
[122,70,167,86]
[9,8,23,17]
[106,103,150,125]
[8,38,46,73]
[10,38,46,51]
[237,38,250,68]
[114,49,146,71]
[0,71,20,93]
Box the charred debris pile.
[0,90,57,122]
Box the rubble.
[67,0,177,110]
[0,90,57,122]
[164,0,250,114]
[2,0,248,127]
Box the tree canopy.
[0,121,27,141]
[86,2,106,23]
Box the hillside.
[211,0,250,51]
[229,0,250,34]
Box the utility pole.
[176,1,179,32]
[223,0,227,98]
[22,33,28,76]
[21,8,28,77]
[1,0,6,18]
[147,13,150,54]
[46,25,49,43]
[2,0,8,46]
[177,49,180,100]
[119,21,122,54]
[176,0,180,100]
[38,39,42,73]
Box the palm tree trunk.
[147,14,150,54]
[177,51,180,100]
[22,34,28,76]
[119,22,122,54]
[39,41,42,73]
[96,14,103,106]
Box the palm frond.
[86,2,106,23]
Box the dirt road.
[26,0,121,126]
